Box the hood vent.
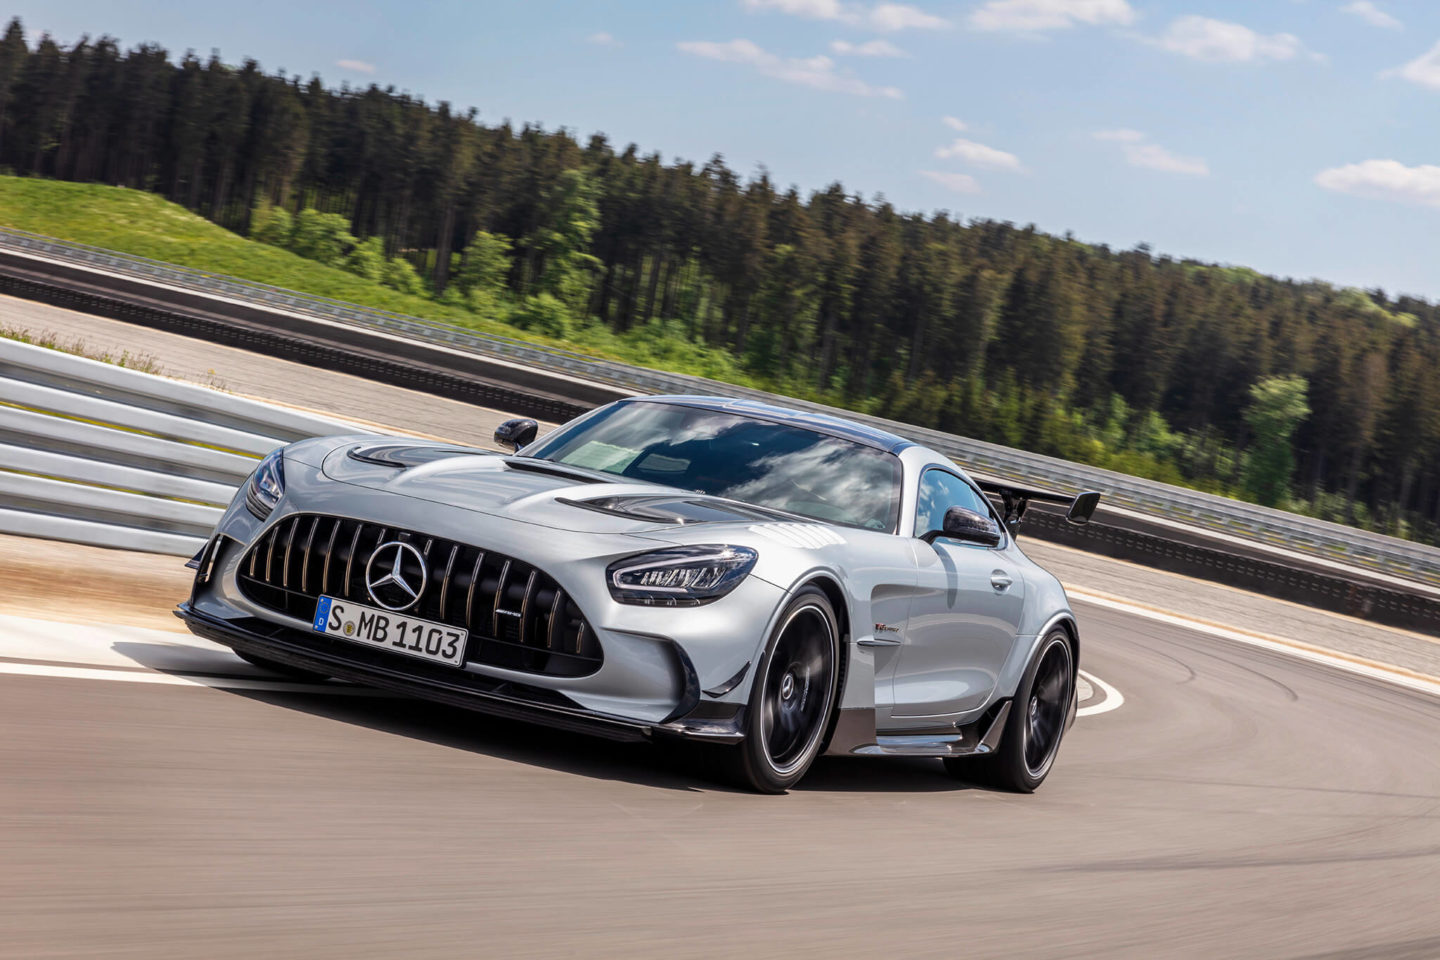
[346,442,492,469]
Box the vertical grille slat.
[299,517,320,594]
[320,518,342,596]
[491,560,512,637]
[438,545,459,621]
[281,516,301,589]
[237,514,600,678]
[465,552,486,629]
[343,523,365,599]
[546,589,564,649]
[264,524,280,583]
[518,570,538,646]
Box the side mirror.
[923,506,1002,547]
[494,418,539,453]
[1067,491,1101,525]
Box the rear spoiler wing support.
[976,480,1101,534]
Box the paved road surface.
[0,597,1437,959]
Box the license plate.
[312,595,467,667]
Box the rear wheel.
[720,586,840,794]
[945,629,1074,793]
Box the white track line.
[0,613,375,695]
[0,659,366,694]
[1076,669,1124,717]
[1071,588,1440,701]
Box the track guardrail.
[0,338,370,555]
[2,226,1438,586]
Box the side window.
[914,469,992,540]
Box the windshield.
[525,402,902,532]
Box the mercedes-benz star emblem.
[365,540,427,611]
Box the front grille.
[236,514,601,678]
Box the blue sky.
[17,0,1440,299]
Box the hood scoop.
[347,441,494,468]
[560,494,794,525]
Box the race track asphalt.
[1,597,1437,959]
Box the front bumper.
[176,602,746,745]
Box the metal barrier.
[3,225,1439,586]
[0,338,371,555]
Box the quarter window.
[914,469,992,540]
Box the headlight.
[245,448,286,520]
[606,545,758,606]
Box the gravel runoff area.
[3,292,1439,681]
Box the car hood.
[318,440,799,536]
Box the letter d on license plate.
[313,595,467,667]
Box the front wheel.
[945,629,1074,793]
[720,586,841,794]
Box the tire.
[945,628,1074,793]
[235,649,330,682]
[719,586,842,794]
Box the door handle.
[990,571,1013,591]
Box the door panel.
[892,540,1025,719]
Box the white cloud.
[942,116,968,131]
[1388,39,1440,89]
[1315,159,1440,208]
[1092,128,1145,142]
[1094,129,1209,176]
[934,137,1023,170]
[742,0,848,18]
[868,3,948,31]
[831,38,907,56]
[742,0,949,31]
[335,59,376,74]
[587,32,620,46]
[1151,16,1316,63]
[678,39,903,98]
[921,170,983,193]
[969,0,1135,32]
[1340,2,1401,30]
[1123,143,1210,176]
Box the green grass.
[0,176,758,385]
[0,322,165,376]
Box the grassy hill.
[0,177,752,385]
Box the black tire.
[719,586,841,794]
[234,649,330,682]
[944,629,1074,793]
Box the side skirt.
[842,700,1012,759]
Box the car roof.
[627,395,916,454]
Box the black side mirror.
[1066,491,1101,525]
[923,506,1003,547]
[494,418,538,452]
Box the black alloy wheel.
[945,628,1074,793]
[723,586,841,793]
[1022,636,1072,779]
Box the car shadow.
[113,639,982,796]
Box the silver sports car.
[178,396,1099,793]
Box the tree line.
[3,19,1439,541]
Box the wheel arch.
[1048,612,1079,665]
[797,574,851,749]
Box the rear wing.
[975,479,1101,533]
